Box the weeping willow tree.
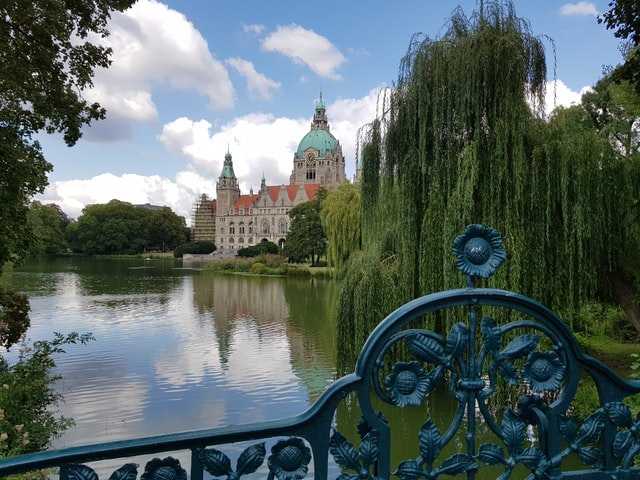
[320,183,362,271]
[337,1,640,371]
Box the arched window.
[262,220,270,234]
[229,237,234,243]
[229,222,235,234]
[239,222,245,234]
[279,218,287,234]
[239,237,244,243]
[248,222,253,234]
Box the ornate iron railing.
[2,224,640,480]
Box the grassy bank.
[576,333,640,373]
[201,254,333,279]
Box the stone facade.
[191,96,347,252]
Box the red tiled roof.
[233,194,258,209]
[304,184,321,200]
[266,186,281,202]
[287,185,299,201]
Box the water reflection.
[11,258,338,450]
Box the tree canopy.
[68,200,187,255]
[599,0,640,92]
[320,183,361,270]
[337,1,640,369]
[26,202,70,256]
[285,194,327,266]
[0,0,135,267]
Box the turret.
[216,151,240,215]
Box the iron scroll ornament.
[3,224,640,480]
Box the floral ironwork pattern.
[268,438,312,480]
[196,438,311,480]
[394,420,476,480]
[452,224,506,279]
[329,429,380,480]
[60,458,184,480]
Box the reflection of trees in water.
[191,273,338,399]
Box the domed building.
[191,95,347,252]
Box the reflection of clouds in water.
[57,375,149,447]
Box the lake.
[8,257,562,479]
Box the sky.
[39,0,622,220]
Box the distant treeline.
[27,200,188,256]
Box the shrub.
[0,333,93,458]
[250,262,266,274]
[237,240,279,257]
[174,241,216,258]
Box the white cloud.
[226,58,281,100]
[40,171,215,220]
[44,90,380,219]
[159,89,380,191]
[242,23,265,35]
[261,24,346,80]
[544,79,592,115]
[560,2,598,16]
[84,0,234,141]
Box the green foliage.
[574,302,631,340]
[0,332,93,457]
[237,240,279,257]
[70,200,188,255]
[320,183,361,271]
[598,0,640,93]
[173,241,216,258]
[285,199,326,266]
[337,1,640,370]
[26,202,69,256]
[0,0,135,267]
[0,288,30,350]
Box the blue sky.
[39,0,622,218]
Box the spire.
[260,172,266,191]
[219,150,236,179]
[312,92,329,130]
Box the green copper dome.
[296,129,338,157]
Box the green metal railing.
[2,225,640,480]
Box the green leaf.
[418,419,442,464]
[478,443,506,465]
[613,430,633,458]
[236,442,266,476]
[60,465,99,480]
[359,432,379,467]
[436,453,476,476]
[409,334,445,364]
[394,459,421,480]
[577,446,603,466]
[605,402,632,427]
[108,464,139,480]
[197,447,232,477]
[329,431,361,471]
[518,447,543,468]
[497,334,539,361]
[445,323,467,357]
[577,412,605,444]
[501,410,526,455]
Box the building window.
[220,227,225,234]
[262,220,269,234]
[248,238,253,244]
[279,218,287,234]
[229,237,234,243]
[306,169,316,180]
[239,237,244,243]
[248,223,253,234]
[229,223,235,234]
[239,223,245,234]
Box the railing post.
[190,449,203,480]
